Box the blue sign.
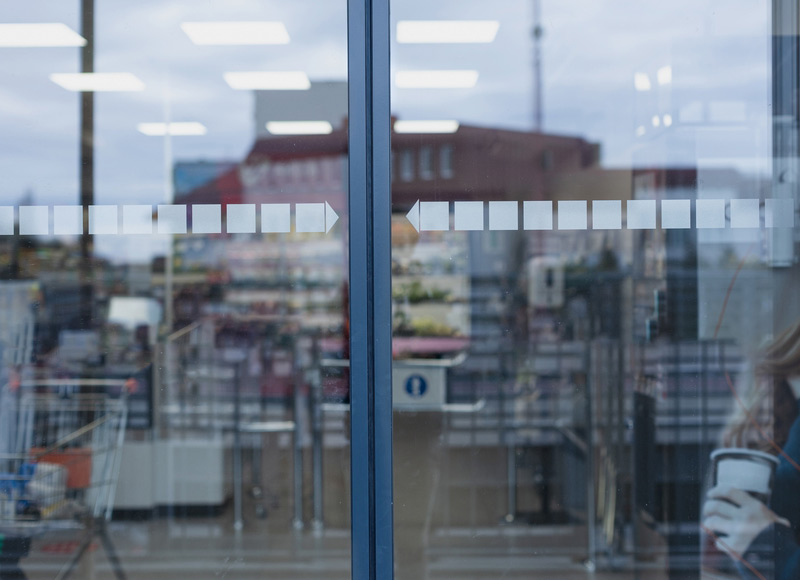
[405,374,428,398]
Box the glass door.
[3,1,800,579]
[389,1,799,579]
[0,2,351,578]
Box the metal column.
[311,366,325,531]
[584,342,597,571]
[347,0,393,578]
[233,362,243,531]
[292,367,304,530]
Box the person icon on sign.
[406,375,427,398]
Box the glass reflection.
[390,1,792,579]
[0,1,349,579]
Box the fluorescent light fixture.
[224,71,310,90]
[396,70,478,89]
[651,115,660,127]
[394,120,459,133]
[266,121,333,135]
[657,65,672,85]
[634,73,651,91]
[181,21,290,45]
[663,114,673,127]
[397,20,499,44]
[138,122,207,136]
[0,23,86,47]
[50,72,145,92]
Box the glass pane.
[391,1,797,579]
[0,2,350,578]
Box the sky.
[0,0,773,260]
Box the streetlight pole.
[532,0,544,132]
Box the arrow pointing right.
[325,202,339,233]
[406,200,420,232]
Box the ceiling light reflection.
[657,65,672,85]
[266,121,333,135]
[138,122,207,136]
[397,20,499,44]
[181,21,290,45]
[396,70,478,89]
[0,23,86,47]
[50,72,145,92]
[224,71,311,90]
[634,73,651,91]
[394,120,460,133]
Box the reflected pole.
[532,0,544,132]
[163,75,174,332]
[79,0,95,329]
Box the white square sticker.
[0,207,13,235]
[454,202,484,231]
[296,203,325,233]
[592,200,621,230]
[227,204,256,234]
[558,201,587,230]
[488,201,518,230]
[158,205,187,234]
[89,206,118,235]
[420,202,449,231]
[765,198,794,228]
[523,201,553,230]
[123,205,153,234]
[661,200,691,229]
[54,206,83,235]
[19,206,49,235]
[192,205,221,234]
[730,199,759,229]
[696,199,726,229]
[627,200,656,229]
[262,204,291,233]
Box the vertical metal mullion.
[771,0,799,275]
[348,0,393,579]
[79,0,95,329]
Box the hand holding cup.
[703,485,790,557]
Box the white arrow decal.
[406,200,420,232]
[325,202,339,233]
[4,198,789,238]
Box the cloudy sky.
[0,0,772,259]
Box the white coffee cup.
[710,448,779,503]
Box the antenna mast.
[532,0,544,131]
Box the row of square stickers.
[0,198,795,236]
[1,203,340,236]
[406,198,795,231]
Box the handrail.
[166,320,202,342]
[441,398,486,413]
[20,378,128,388]
[321,351,468,369]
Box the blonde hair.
[722,320,800,452]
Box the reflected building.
[163,116,730,541]
[1,3,793,579]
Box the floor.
[12,512,683,580]
[9,414,695,579]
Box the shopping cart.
[0,379,128,580]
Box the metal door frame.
[348,0,394,579]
